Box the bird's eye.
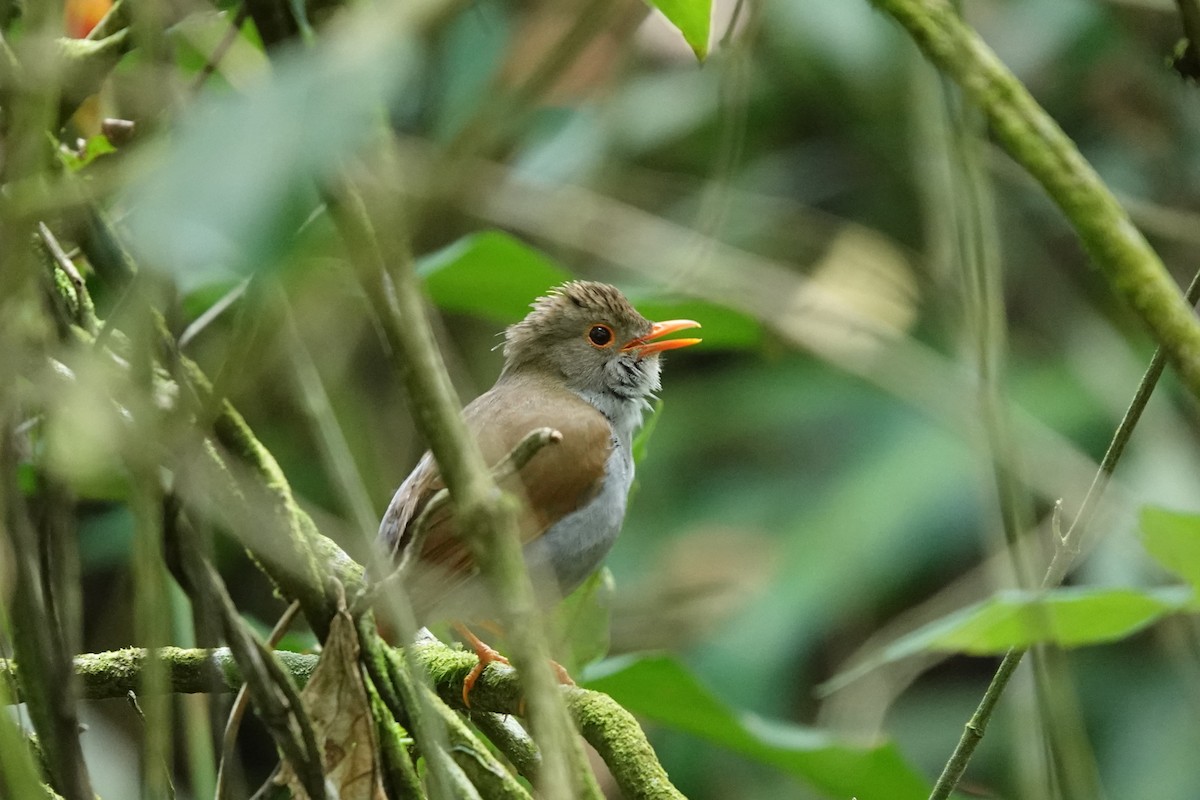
[586,324,614,348]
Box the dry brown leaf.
[277,608,386,800]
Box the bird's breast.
[523,440,633,598]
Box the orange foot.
[456,623,511,708]
[549,660,575,687]
[454,624,577,709]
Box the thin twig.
[1049,265,1200,583]
[178,278,249,349]
[870,0,1200,399]
[326,180,597,798]
[36,223,85,292]
[125,692,177,800]
[213,600,300,800]
[399,427,562,575]
[0,432,94,800]
[281,298,378,542]
[719,0,747,47]
[928,268,1200,799]
[170,510,328,800]
[357,622,490,800]
[192,6,251,93]
[354,426,562,616]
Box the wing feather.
[376,372,613,617]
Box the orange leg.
[455,623,511,708]
[549,660,575,687]
[454,624,578,709]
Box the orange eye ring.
[586,324,615,348]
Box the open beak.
[622,319,702,356]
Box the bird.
[377,280,700,703]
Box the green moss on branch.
[1,647,318,702]
[870,0,1200,398]
[3,643,684,799]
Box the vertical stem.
[869,0,1200,399]
[0,16,90,789]
[329,178,599,798]
[0,658,54,800]
[0,437,94,800]
[128,292,173,800]
[928,267,1200,799]
[170,582,217,800]
[874,2,1200,795]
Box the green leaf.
[418,231,756,349]
[55,133,116,172]
[824,586,1196,694]
[583,654,929,799]
[123,28,415,289]
[645,0,712,61]
[416,231,572,323]
[1141,507,1200,589]
[925,587,1195,651]
[631,397,664,466]
[16,462,36,495]
[0,698,50,800]
[551,567,614,673]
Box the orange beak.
[622,319,702,356]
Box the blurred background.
[11,0,1200,797]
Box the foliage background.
[5,0,1200,798]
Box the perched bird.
[377,281,700,701]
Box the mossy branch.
[869,0,1200,398]
[0,642,685,800]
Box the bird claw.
[456,624,577,711]
[462,639,511,708]
[550,660,575,687]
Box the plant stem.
[929,267,1200,799]
[868,0,1200,401]
[328,178,598,799]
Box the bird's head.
[502,281,701,401]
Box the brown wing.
[378,371,613,580]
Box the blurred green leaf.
[632,397,664,466]
[644,0,712,61]
[124,31,414,290]
[583,654,929,799]
[552,567,614,673]
[418,231,757,348]
[416,231,572,322]
[826,586,1197,694]
[0,697,50,800]
[1141,507,1200,589]
[170,10,270,91]
[923,587,1196,651]
[55,133,116,172]
[675,414,978,714]
[16,462,36,495]
[431,1,511,141]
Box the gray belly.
[524,445,632,597]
